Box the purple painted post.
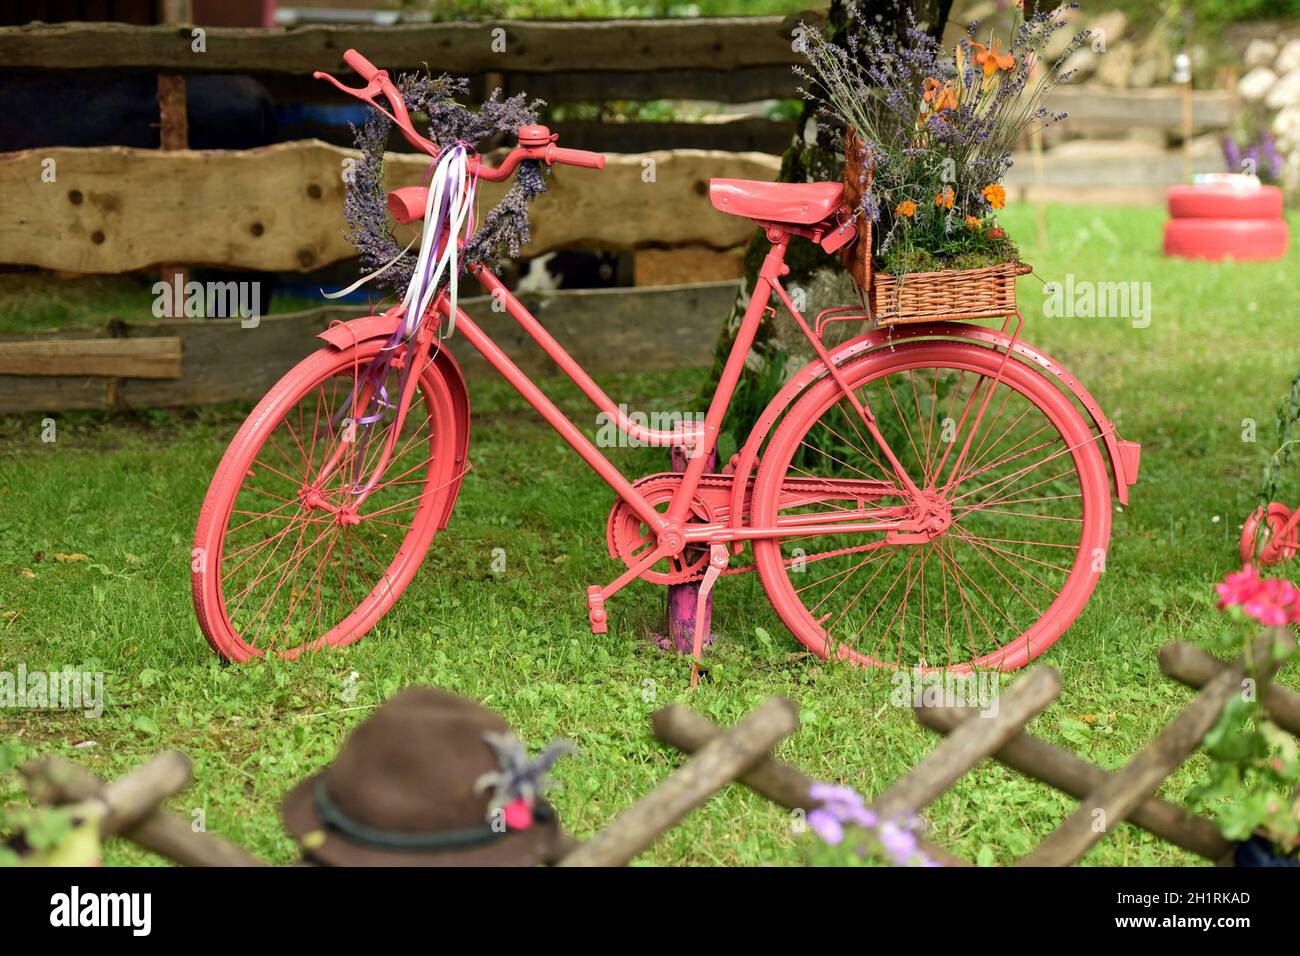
[654,445,718,654]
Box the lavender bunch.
[803,783,938,867]
[795,2,1088,274]
[343,73,548,295]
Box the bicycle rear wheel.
[193,340,462,661]
[753,340,1111,672]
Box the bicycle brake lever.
[312,70,385,104]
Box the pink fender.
[316,315,471,530]
[728,323,1140,526]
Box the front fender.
[317,315,471,530]
[729,323,1139,525]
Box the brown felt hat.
[282,686,564,866]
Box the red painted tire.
[752,340,1112,673]
[1167,184,1284,220]
[193,340,462,662]
[1163,218,1289,261]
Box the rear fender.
[317,315,470,530]
[728,323,1139,525]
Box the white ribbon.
[322,143,478,341]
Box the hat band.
[312,779,551,853]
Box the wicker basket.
[839,128,1028,327]
[869,262,1032,327]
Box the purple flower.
[808,807,846,845]
[877,819,918,865]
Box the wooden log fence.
[13,629,1295,866]
[558,696,799,867]
[0,280,740,413]
[0,143,778,274]
[0,16,1242,413]
[22,752,268,866]
[889,629,1297,866]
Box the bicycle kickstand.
[689,544,731,689]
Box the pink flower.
[1216,565,1261,608]
[1215,564,1300,626]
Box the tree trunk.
[699,0,954,458]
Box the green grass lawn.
[1,204,1298,866]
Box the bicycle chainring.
[606,474,721,585]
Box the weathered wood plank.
[0,280,740,413]
[1004,149,1223,187]
[508,65,799,104]
[0,18,800,75]
[0,141,778,274]
[547,117,796,156]
[0,337,181,378]
[1050,87,1238,131]
[558,697,798,867]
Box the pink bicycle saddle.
[708,179,844,225]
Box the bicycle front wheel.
[193,341,463,662]
[752,340,1111,672]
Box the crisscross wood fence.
[17,631,1294,866]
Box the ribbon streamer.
[325,142,480,495]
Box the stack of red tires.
[1164,181,1288,261]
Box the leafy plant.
[1192,567,1300,858]
[1259,366,1300,508]
[794,2,1086,274]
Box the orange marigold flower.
[934,187,954,209]
[895,200,917,218]
[989,227,1005,239]
[982,183,1007,209]
[964,215,981,231]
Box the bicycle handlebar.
[342,48,381,81]
[314,49,606,182]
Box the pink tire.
[193,340,462,662]
[1167,184,1284,220]
[752,340,1112,672]
[1163,218,1289,261]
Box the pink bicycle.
[193,50,1140,672]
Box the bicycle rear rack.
[813,305,868,340]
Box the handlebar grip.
[550,146,606,170]
[343,49,381,80]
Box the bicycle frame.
[424,234,929,551]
